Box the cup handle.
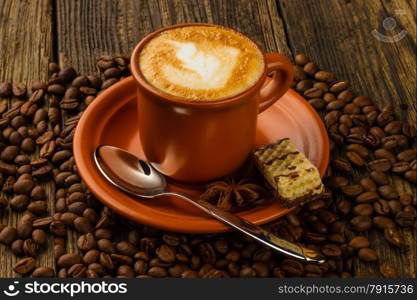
[258,53,294,113]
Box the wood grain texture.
[55,0,292,71]
[0,0,415,277]
[277,0,416,277]
[0,0,53,277]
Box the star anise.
[200,177,268,211]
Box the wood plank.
[0,0,54,277]
[277,0,416,277]
[56,0,292,71]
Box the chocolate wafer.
[253,138,324,208]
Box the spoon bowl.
[94,145,167,197]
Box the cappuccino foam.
[139,26,265,101]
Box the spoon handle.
[168,192,325,263]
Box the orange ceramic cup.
[130,23,294,183]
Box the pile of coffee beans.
[0,53,415,278]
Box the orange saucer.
[73,76,329,233]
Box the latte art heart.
[165,41,240,89]
[139,26,264,101]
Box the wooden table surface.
[0,0,416,277]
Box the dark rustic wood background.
[0,0,415,277]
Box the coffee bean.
[2,176,16,193]
[384,228,404,247]
[48,107,60,124]
[323,93,336,103]
[395,211,416,227]
[324,110,341,127]
[343,103,361,114]
[346,144,369,158]
[155,244,175,263]
[332,158,352,172]
[321,244,341,258]
[363,133,380,148]
[0,160,16,175]
[17,214,34,238]
[13,179,35,195]
[350,216,372,232]
[374,149,396,163]
[101,77,119,90]
[11,83,27,98]
[313,71,334,82]
[313,82,329,92]
[36,130,54,145]
[391,161,410,173]
[147,266,167,278]
[398,193,412,206]
[303,62,318,76]
[97,58,115,70]
[368,159,391,172]
[379,264,398,278]
[32,267,55,278]
[281,259,304,277]
[384,120,402,135]
[68,264,87,278]
[304,87,323,98]
[359,177,376,192]
[295,54,309,66]
[397,149,417,162]
[58,66,77,83]
[10,194,29,211]
[369,171,389,186]
[373,216,396,229]
[0,82,12,97]
[50,220,67,236]
[329,81,348,93]
[1,145,20,162]
[352,96,372,107]
[97,239,115,254]
[11,239,24,256]
[325,176,349,190]
[23,238,39,257]
[373,199,390,216]
[377,185,398,200]
[20,137,35,153]
[13,257,36,274]
[358,248,378,262]
[387,200,402,216]
[73,217,93,234]
[377,111,394,126]
[326,99,345,111]
[348,236,370,249]
[77,233,96,252]
[57,253,82,267]
[355,192,379,204]
[0,225,17,245]
[346,151,365,166]
[366,111,378,125]
[32,229,47,245]
[31,80,47,91]
[404,170,417,183]
[60,98,79,110]
[336,89,353,102]
[47,83,66,95]
[341,185,363,197]
[402,123,417,137]
[353,204,373,216]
